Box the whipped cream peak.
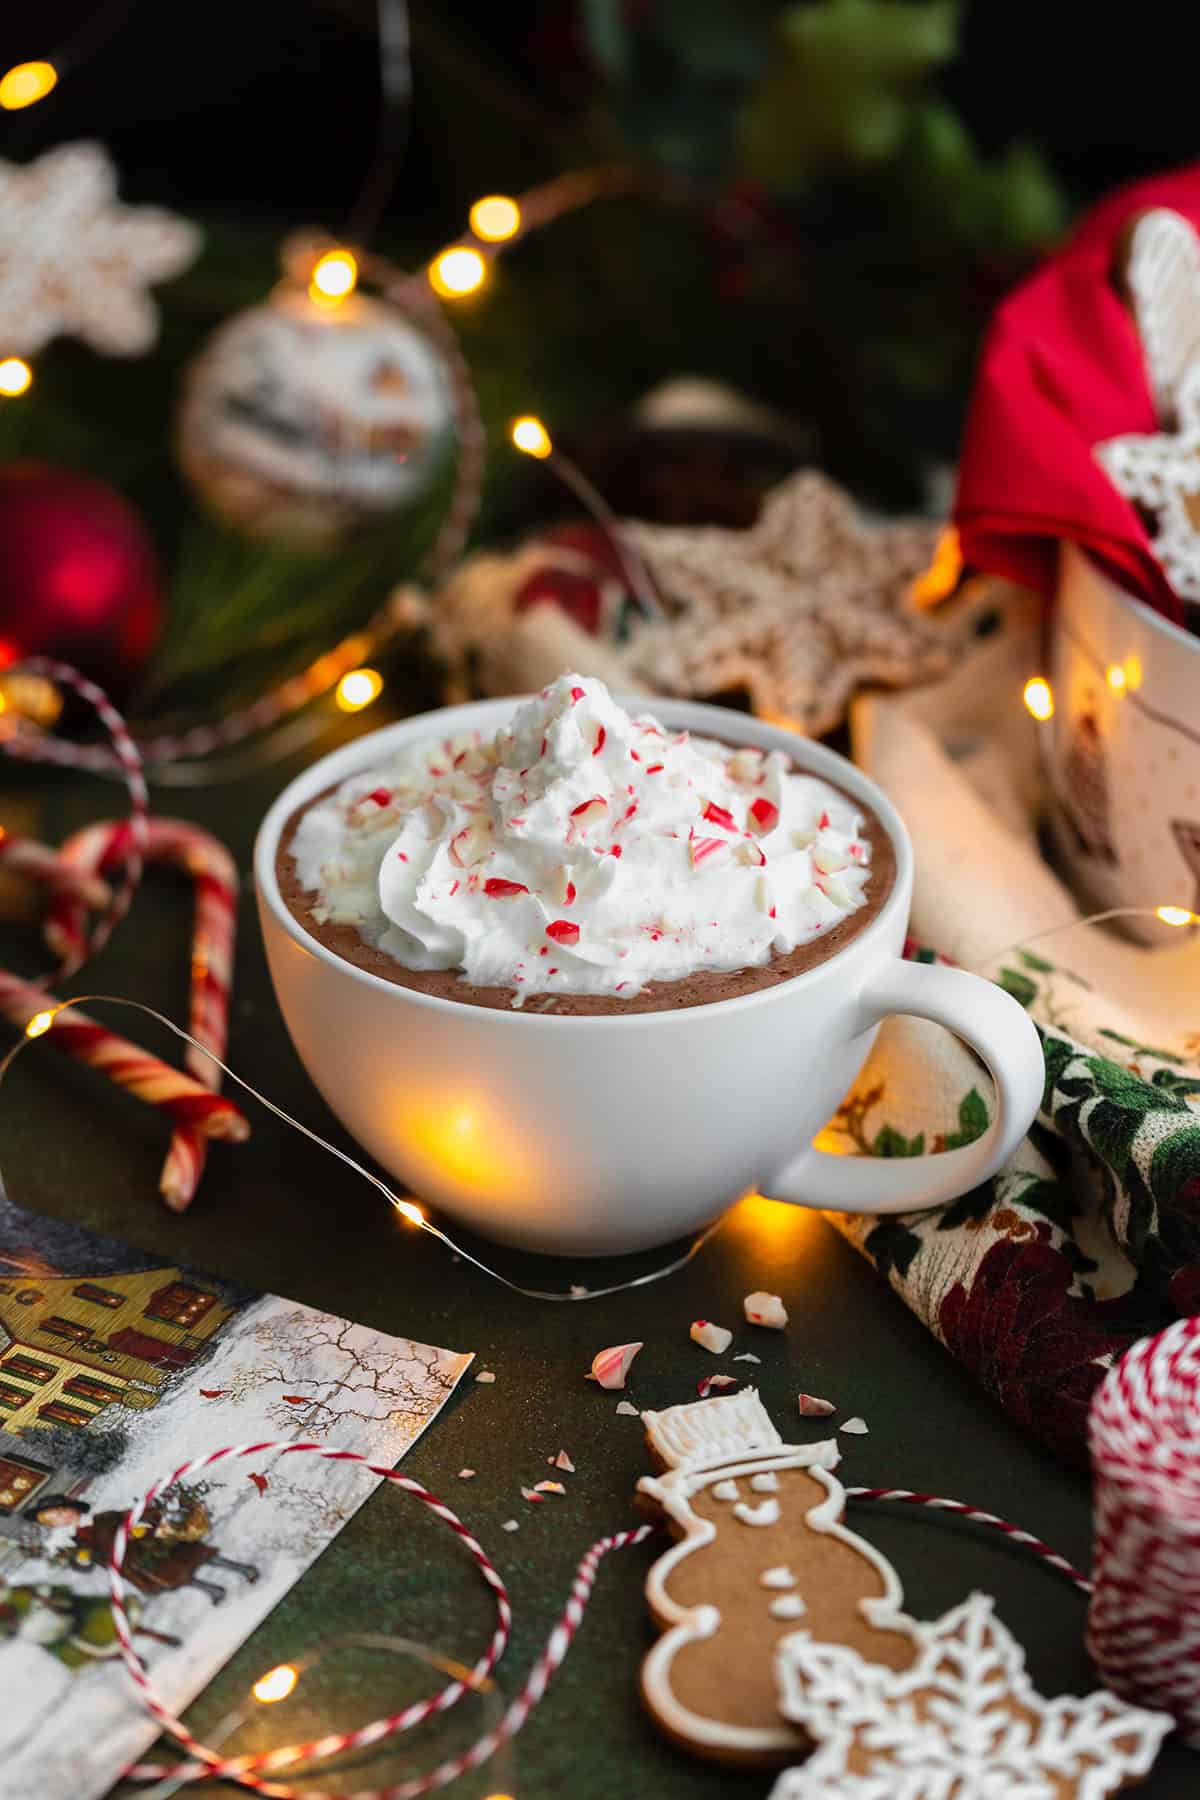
[290,674,876,1005]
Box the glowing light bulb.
[469,195,521,243]
[1022,676,1054,722]
[1106,663,1127,694]
[0,358,32,397]
[1123,653,1143,690]
[25,1011,55,1039]
[309,249,358,305]
[395,1200,425,1227]
[335,667,383,713]
[1156,905,1198,928]
[253,1664,298,1704]
[511,416,552,459]
[0,61,57,110]
[428,247,487,299]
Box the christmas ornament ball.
[0,463,163,695]
[177,286,452,548]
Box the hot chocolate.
[276,675,895,1015]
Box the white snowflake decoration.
[770,1592,1170,1800]
[0,141,201,357]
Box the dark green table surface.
[5,704,1194,1797]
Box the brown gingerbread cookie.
[635,1388,919,1769]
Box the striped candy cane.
[1,657,148,978]
[0,971,248,1141]
[46,818,239,1210]
[1088,1315,1200,1741]
[0,831,112,910]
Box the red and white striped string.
[845,1487,1093,1596]
[113,1441,513,1796]
[1088,1315,1200,1743]
[107,1446,1095,1797]
[2,656,148,977]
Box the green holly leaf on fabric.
[1014,1176,1080,1234]
[937,1180,996,1232]
[739,0,958,188]
[1018,950,1056,973]
[1150,1126,1200,1214]
[998,967,1037,1008]
[1153,1068,1200,1100]
[873,1124,926,1158]
[1099,1027,1184,1066]
[944,1087,989,1150]
[864,1217,923,1279]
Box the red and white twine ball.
[1089,1314,1200,1742]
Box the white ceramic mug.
[254,697,1044,1256]
[1047,542,1200,942]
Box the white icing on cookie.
[761,1566,796,1590]
[733,1498,780,1527]
[751,1471,780,1493]
[711,1479,740,1503]
[769,1594,807,1621]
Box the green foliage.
[944,1087,989,1150]
[998,968,1038,1008]
[740,0,958,186]
[872,1123,926,1157]
[864,1216,923,1277]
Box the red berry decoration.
[0,463,164,696]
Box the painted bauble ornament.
[0,463,163,695]
[177,286,451,547]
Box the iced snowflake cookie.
[635,1388,919,1768]
[771,1591,1171,1799]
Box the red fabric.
[954,164,1200,625]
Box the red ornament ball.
[0,464,163,696]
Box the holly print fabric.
[824,945,1200,1464]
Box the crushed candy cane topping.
[743,1291,789,1330]
[690,1320,734,1355]
[289,673,875,1004]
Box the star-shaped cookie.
[770,1590,1170,1800]
[622,471,953,736]
[0,141,201,358]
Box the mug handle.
[768,959,1044,1215]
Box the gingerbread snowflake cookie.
[771,1591,1170,1798]
[635,1387,919,1768]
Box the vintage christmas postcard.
[0,1192,472,1800]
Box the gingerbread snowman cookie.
[636,1387,919,1768]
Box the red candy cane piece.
[47,818,239,1212]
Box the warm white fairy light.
[253,1663,299,1704]
[309,249,358,305]
[1157,905,1198,927]
[24,1010,55,1039]
[510,415,552,458]
[1106,663,1127,694]
[429,246,487,298]
[469,195,521,243]
[0,357,32,397]
[0,61,57,110]
[1023,676,1054,722]
[334,667,383,713]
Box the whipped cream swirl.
[290,674,875,1004]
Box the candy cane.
[0,830,112,910]
[46,818,239,1210]
[1,657,148,978]
[0,971,248,1143]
